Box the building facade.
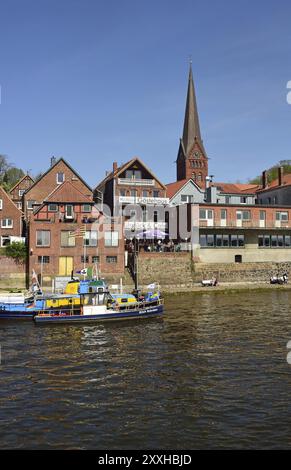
[191,203,291,263]
[0,186,23,247]
[9,174,34,210]
[94,157,169,237]
[28,181,124,284]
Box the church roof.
[181,65,207,157]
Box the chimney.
[262,170,267,189]
[113,162,118,172]
[50,156,56,167]
[278,166,283,186]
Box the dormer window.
[56,172,65,184]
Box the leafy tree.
[2,167,25,191]
[249,162,291,185]
[5,242,27,264]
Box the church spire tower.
[176,64,208,187]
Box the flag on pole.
[147,283,156,290]
[68,225,87,238]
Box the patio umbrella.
[136,229,167,239]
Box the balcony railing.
[117,178,155,186]
[199,219,291,229]
[124,221,167,230]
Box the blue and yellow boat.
[34,280,164,324]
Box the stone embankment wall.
[137,253,291,288]
[137,252,193,288]
[192,262,291,283]
[0,256,26,290]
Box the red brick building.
[0,186,23,246]
[23,157,92,220]
[29,181,124,283]
[94,157,169,237]
[9,174,34,210]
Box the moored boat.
[34,280,164,324]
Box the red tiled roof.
[165,179,202,198]
[264,173,291,190]
[44,181,93,203]
[212,182,261,195]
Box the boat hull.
[34,303,163,324]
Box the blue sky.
[1,0,291,187]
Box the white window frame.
[0,199,2,210]
[56,172,65,184]
[27,200,36,210]
[65,205,74,219]
[84,231,98,247]
[36,230,50,247]
[1,218,13,228]
[19,189,25,197]
[104,231,119,247]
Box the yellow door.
[59,257,73,275]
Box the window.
[0,199,2,210]
[104,231,119,247]
[106,256,117,263]
[84,231,98,247]
[181,195,193,203]
[38,256,50,264]
[259,234,291,248]
[61,231,75,247]
[65,205,74,219]
[81,255,89,263]
[240,197,247,204]
[130,189,137,198]
[237,210,250,220]
[276,211,288,221]
[207,234,214,247]
[48,204,58,212]
[221,209,227,219]
[1,218,13,228]
[120,189,126,197]
[259,211,266,220]
[199,234,244,248]
[199,209,206,219]
[19,189,25,197]
[1,236,10,247]
[92,256,100,263]
[225,196,230,204]
[125,169,142,179]
[17,202,22,209]
[27,200,36,210]
[199,234,207,247]
[153,190,159,198]
[56,172,65,184]
[142,190,148,197]
[36,230,50,247]
[82,204,91,213]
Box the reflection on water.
[0,290,291,449]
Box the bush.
[5,242,27,264]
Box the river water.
[0,290,291,449]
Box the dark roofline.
[9,174,34,194]
[24,157,92,196]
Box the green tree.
[2,167,25,191]
[5,242,27,264]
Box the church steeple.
[182,64,202,154]
[176,65,208,187]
